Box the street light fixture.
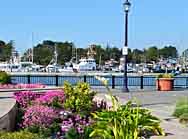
[122,0,131,92]
[123,0,131,12]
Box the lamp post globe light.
[122,0,131,92]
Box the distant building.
[181,49,188,65]
[10,47,20,64]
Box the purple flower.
[0,83,45,89]
[60,112,92,134]
[14,91,41,108]
[34,90,65,108]
[22,105,58,128]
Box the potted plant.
[156,73,174,91]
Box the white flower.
[95,76,109,86]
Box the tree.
[159,46,178,58]
[56,41,75,65]
[0,40,13,62]
[33,44,53,65]
[146,46,158,62]
[132,49,144,63]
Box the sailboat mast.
[55,44,58,65]
[31,33,34,63]
[76,46,78,64]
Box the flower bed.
[0,83,46,89]
[6,80,165,139]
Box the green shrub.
[157,73,174,79]
[63,81,96,115]
[90,76,165,139]
[173,97,188,118]
[179,113,188,124]
[90,96,165,139]
[0,71,10,84]
[0,131,44,139]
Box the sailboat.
[46,44,63,73]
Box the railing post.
[27,75,31,84]
[84,75,87,83]
[55,75,59,86]
[140,75,143,89]
[186,77,188,88]
[112,75,115,89]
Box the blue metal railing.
[10,75,188,89]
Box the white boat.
[46,62,63,72]
[119,64,136,73]
[73,58,96,71]
[62,45,97,72]
[118,58,136,72]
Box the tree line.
[0,40,13,62]
[0,40,178,65]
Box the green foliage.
[33,43,53,65]
[0,71,11,84]
[159,46,178,58]
[65,127,93,139]
[24,116,61,138]
[157,73,174,79]
[22,39,179,65]
[131,49,144,63]
[173,97,188,118]
[129,46,178,63]
[0,40,13,62]
[22,41,76,65]
[65,128,80,139]
[146,46,158,62]
[179,113,188,124]
[91,76,164,139]
[63,81,96,115]
[0,131,44,139]
[90,95,164,139]
[23,41,123,65]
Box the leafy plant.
[0,131,44,139]
[65,127,93,139]
[0,71,10,84]
[63,81,96,115]
[90,97,164,139]
[89,76,165,139]
[179,113,188,124]
[173,97,188,118]
[157,73,174,79]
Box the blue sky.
[0,0,187,54]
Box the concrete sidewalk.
[0,92,16,131]
[0,92,15,118]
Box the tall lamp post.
[123,0,131,92]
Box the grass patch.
[173,97,188,124]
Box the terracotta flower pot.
[156,78,174,91]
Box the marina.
[0,0,188,138]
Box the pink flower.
[34,90,65,108]
[22,105,58,128]
[14,91,41,108]
[60,112,92,134]
[0,83,45,89]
